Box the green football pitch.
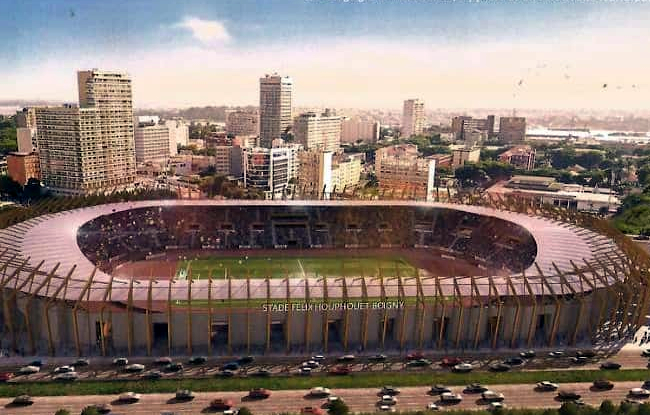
[176,256,419,279]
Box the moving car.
[570,356,589,365]
[248,388,271,399]
[378,395,397,405]
[378,405,396,412]
[299,367,312,376]
[481,391,505,402]
[175,389,195,401]
[439,392,463,404]
[210,398,234,410]
[124,363,145,373]
[536,381,559,391]
[427,403,440,411]
[302,360,320,369]
[380,386,401,396]
[593,379,614,390]
[12,395,34,406]
[503,357,524,366]
[74,358,90,367]
[548,351,565,358]
[309,387,331,398]
[407,358,432,367]
[237,356,255,365]
[312,355,326,361]
[520,350,536,358]
[164,362,183,372]
[221,362,240,371]
[337,354,355,362]
[642,380,650,389]
[53,365,75,374]
[430,385,452,395]
[489,402,507,411]
[601,361,621,370]
[452,363,473,373]
[465,383,488,393]
[118,392,142,403]
[557,391,581,401]
[489,363,510,372]
[629,388,650,398]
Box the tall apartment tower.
[259,74,292,148]
[35,70,136,194]
[402,99,425,138]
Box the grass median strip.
[2,368,650,398]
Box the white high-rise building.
[293,110,341,152]
[134,118,170,165]
[165,119,189,155]
[243,145,299,199]
[259,74,292,148]
[35,70,136,194]
[402,99,425,138]
[297,149,362,198]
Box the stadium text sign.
[262,301,404,312]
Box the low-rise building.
[341,117,380,143]
[6,152,41,185]
[499,117,526,143]
[498,145,536,170]
[243,146,299,199]
[488,175,620,213]
[452,147,481,169]
[427,153,453,169]
[297,150,362,197]
[226,110,259,137]
[375,144,436,201]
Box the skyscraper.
[402,99,425,138]
[35,70,136,194]
[259,74,292,148]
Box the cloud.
[174,16,230,44]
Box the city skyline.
[2,0,650,110]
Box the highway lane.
[3,381,650,415]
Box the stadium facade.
[0,199,648,357]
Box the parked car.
[175,389,195,401]
[12,395,34,406]
[53,365,75,374]
[369,354,387,362]
[18,365,40,375]
[558,391,581,400]
[237,356,255,365]
[465,383,488,393]
[601,361,621,370]
[503,357,524,366]
[536,381,559,392]
[248,388,271,399]
[210,398,234,410]
[520,350,536,358]
[154,357,172,365]
[164,362,183,372]
[441,357,462,367]
[54,372,78,381]
[113,357,128,366]
[593,379,614,390]
[299,367,312,376]
[28,360,43,367]
[311,355,326,361]
[309,387,331,398]
[221,362,240,371]
[489,363,510,372]
[452,363,473,373]
[188,356,207,365]
[302,360,320,369]
[570,356,589,365]
[74,358,90,367]
[576,350,596,358]
[481,391,505,402]
[118,392,142,403]
[251,369,271,377]
[142,370,162,380]
[430,384,452,395]
[218,369,236,377]
[124,364,145,373]
[548,351,565,358]
[337,354,355,362]
[407,358,431,367]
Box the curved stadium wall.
[0,198,648,357]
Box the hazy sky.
[2,0,650,110]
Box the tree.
[238,407,253,415]
[80,407,100,415]
[454,164,487,188]
[0,175,22,198]
[599,400,615,415]
[327,398,349,415]
[54,410,71,415]
[558,402,579,415]
[639,403,650,415]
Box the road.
[2,381,650,415]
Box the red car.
[248,388,271,399]
[441,357,462,367]
[0,372,13,382]
[407,352,425,361]
[329,365,350,376]
[301,407,325,415]
[209,398,234,410]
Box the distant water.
[528,128,650,143]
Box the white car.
[379,405,396,412]
[223,411,239,415]
[125,363,146,373]
[299,367,312,376]
[629,388,650,398]
[440,392,463,403]
[18,365,40,375]
[309,387,331,397]
[54,372,78,381]
[489,402,506,411]
[119,392,142,403]
[536,381,559,391]
[379,395,397,405]
[427,403,440,410]
[452,363,473,373]
[312,355,326,361]
[53,365,74,374]
[303,360,320,368]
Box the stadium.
[0,198,648,358]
